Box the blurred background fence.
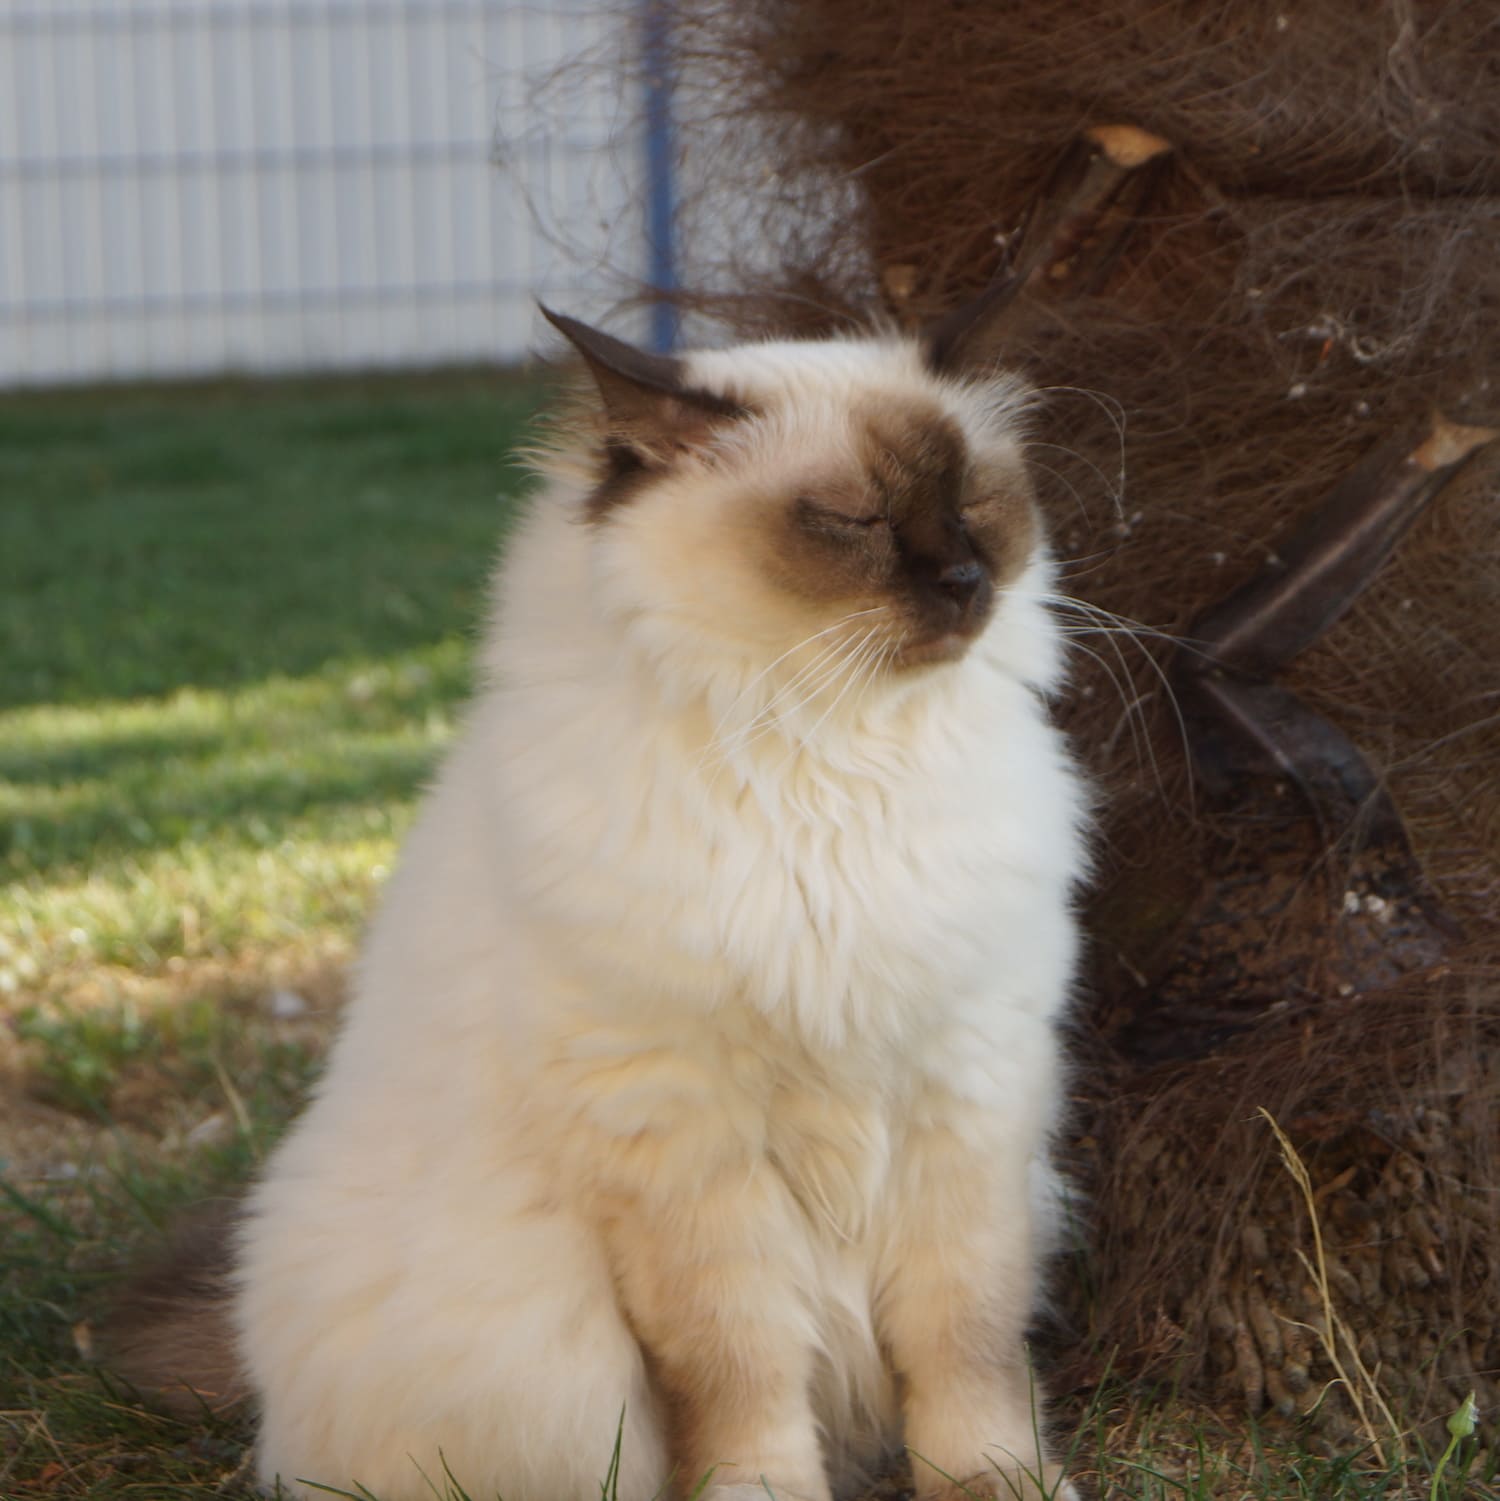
[0,0,653,387]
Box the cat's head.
[536,304,1053,697]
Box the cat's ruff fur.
[233,330,1087,1501]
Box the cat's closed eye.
[796,497,890,533]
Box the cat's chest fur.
[491,646,1073,1058]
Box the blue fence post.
[642,0,678,353]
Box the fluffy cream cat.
[131,307,1089,1500]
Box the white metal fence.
[0,0,650,386]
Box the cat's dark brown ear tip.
[537,303,748,445]
[537,304,598,355]
[537,303,703,406]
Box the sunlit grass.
[0,373,535,1019]
[1,644,466,1002]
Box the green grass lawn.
[0,371,536,1498]
[0,375,1489,1499]
[0,374,536,1013]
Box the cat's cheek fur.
[232,335,1087,1501]
[591,470,823,677]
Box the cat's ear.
[921,276,1022,376]
[540,306,745,465]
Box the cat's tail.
[94,1200,251,1417]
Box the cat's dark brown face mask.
[540,306,1039,668]
[768,399,1036,665]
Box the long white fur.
[234,334,1088,1500]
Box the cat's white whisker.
[705,627,873,768]
[787,627,889,760]
[1055,632,1162,794]
[1037,589,1196,809]
[703,637,846,769]
[1037,591,1180,650]
[1029,383,1128,520]
[1026,439,1125,519]
[1038,590,1197,809]
[740,625,884,765]
[1052,546,1124,583]
[1023,453,1109,527]
[708,608,887,742]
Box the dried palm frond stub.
[1107,413,1495,1064]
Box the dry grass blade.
[1258,1107,1406,1469]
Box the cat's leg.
[875,1096,1076,1501]
[602,1162,831,1501]
[239,1129,670,1501]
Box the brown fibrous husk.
[652,0,1500,1426]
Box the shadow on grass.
[5,732,445,882]
[0,371,540,712]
